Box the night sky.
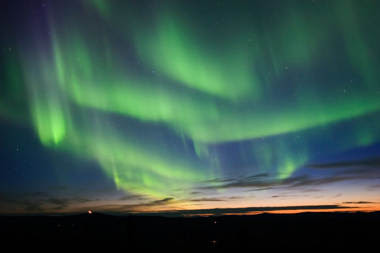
[1,0,380,215]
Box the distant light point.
[88,210,93,214]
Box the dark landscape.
[1,212,379,249]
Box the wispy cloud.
[203,173,269,184]
[368,184,380,190]
[198,158,380,192]
[140,205,355,216]
[342,201,375,204]
[96,197,177,213]
[0,192,93,214]
[149,197,174,205]
[190,198,224,202]
[118,194,146,201]
[307,157,380,169]
[46,198,71,210]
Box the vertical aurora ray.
[0,53,28,123]
[21,38,71,146]
[251,139,308,180]
[333,0,380,89]
[63,122,212,198]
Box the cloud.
[301,188,322,192]
[149,197,174,205]
[190,198,224,202]
[0,191,93,214]
[244,173,270,180]
[44,197,91,210]
[342,201,375,204]
[287,175,354,188]
[202,178,236,184]
[118,194,145,201]
[199,175,304,190]
[140,205,355,216]
[199,159,380,192]
[247,187,275,192]
[201,179,277,190]
[114,196,244,210]
[0,192,176,214]
[99,197,176,212]
[23,201,44,212]
[368,184,380,190]
[307,157,380,169]
[202,173,269,184]
[46,198,71,209]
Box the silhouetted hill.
[1,212,379,249]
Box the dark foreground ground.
[1,212,379,249]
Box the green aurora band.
[1,0,380,201]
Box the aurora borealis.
[1,0,380,215]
